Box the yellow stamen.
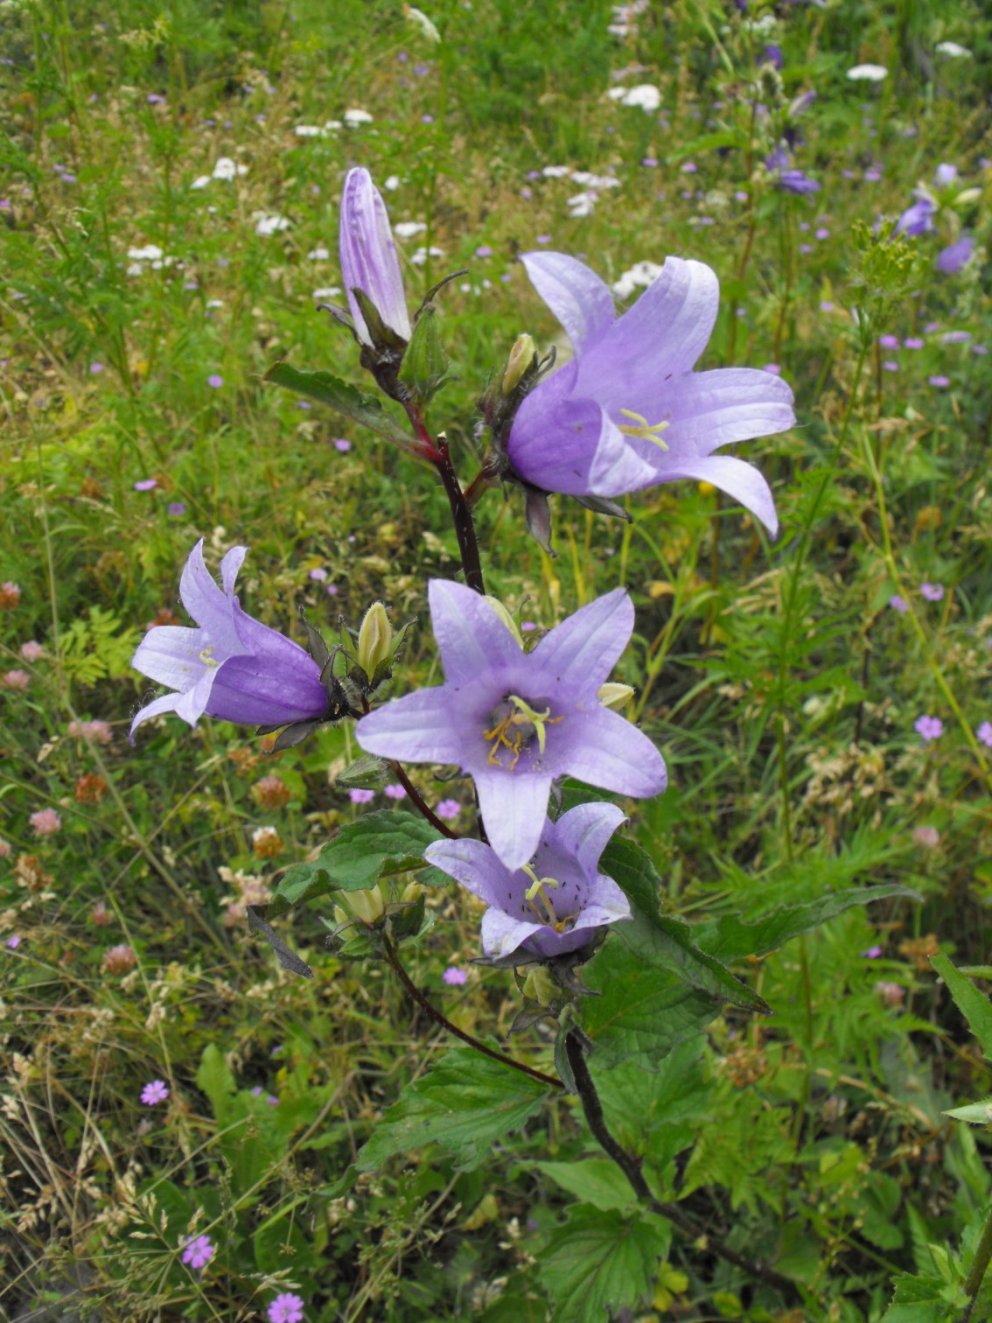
[618,408,670,451]
[198,645,219,668]
[483,694,562,769]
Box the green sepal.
[398,303,450,404]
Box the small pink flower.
[435,798,461,820]
[19,641,45,662]
[68,719,113,744]
[268,1293,305,1323]
[349,788,375,804]
[181,1234,215,1272]
[102,943,137,974]
[920,582,944,602]
[30,808,62,836]
[384,784,407,800]
[0,582,22,609]
[912,826,940,848]
[6,934,22,950]
[207,374,224,389]
[141,1079,169,1105]
[134,478,158,492]
[888,594,908,614]
[875,981,905,1007]
[333,438,352,453]
[914,715,943,741]
[977,721,992,749]
[443,966,468,985]
[2,670,30,691]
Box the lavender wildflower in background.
[181,1235,215,1271]
[888,595,908,613]
[895,195,935,237]
[426,803,630,959]
[920,582,944,602]
[130,540,330,739]
[506,252,794,535]
[443,965,468,985]
[339,168,412,345]
[141,1080,169,1105]
[914,715,943,741]
[936,236,974,274]
[977,722,992,749]
[356,580,666,869]
[268,1295,305,1323]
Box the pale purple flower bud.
[130,540,330,740]
[339,167,412,345]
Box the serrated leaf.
[356,1049,549,1171]
[931,954,992,1060]
[264,362,414,449]
[696,884,919,963]
[538,1205,670,1323]
[602,839,768,1013]
[535,1159,637,1212]
[580,941,722,1068]
[270,810,442,915]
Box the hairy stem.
[382,935,563,1091]
[433,438,486,594]
[961,1203,992,1322]
[388,761,459,839]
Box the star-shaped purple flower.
[130,540,329,740]
[426,802,630,959]
[355,580,666,869]
[506,252,795,535]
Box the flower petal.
[532,589,633,694]
[474,769,554,870]
[577,257,719,410]
[637,368,795,458]
[178,540,247,658]
[355,685,473,764]
[219,546,248,596]
[480,907,546,959]
[424,837,514,907]
[550,802,627,874]
[129,691,184,741]
[658,454,778,536]
[521,251,615,354]
[131,625,208,690]
[429,579,523,685]
[558,707,667,798]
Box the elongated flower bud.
[357,601,393,683]
[597,682,634,712]
[502,334,538,396]
[339,168,412,347]
[342,885,385,925]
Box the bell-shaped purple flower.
[355,579,666,870]
[894,194,935,237]
[425,803,630,960]
[506,252,795,535]
[130,540,329,740]
[936,235,974,274]
[339,167,412,346]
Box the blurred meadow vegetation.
[2,0,992,1318]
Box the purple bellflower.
[505,252,794,535]
[355,579,666,870]
[895,194,935,237]
[936,235,974,274]
[425,802,630,960]
[339,167,412,346]
[130,540,329,740]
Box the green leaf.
[538,1205,670,1323]
[931,954,992,1060]
[534,1159,637,1212]
[882,1271,966,1322]
[944,1099,992,1126]
[696,884,919,963]
[271,810,442,915]
[602,839,768,1014]
[264,362,414,449]
[356,1049,549,1172]
[196,1043,236,1122]
[580,941,722,1068]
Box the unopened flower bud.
[357,601,394,683]
[598,682,634,712]
[343,885,385,925]
[521,965,558,1006]
[401,881,424,905]
[483,596,524,648]
[502,334,538,396]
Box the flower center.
[521,864,577,933]
[199,645,219,668]
[483,694,561,770]
[617,408,669,450]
